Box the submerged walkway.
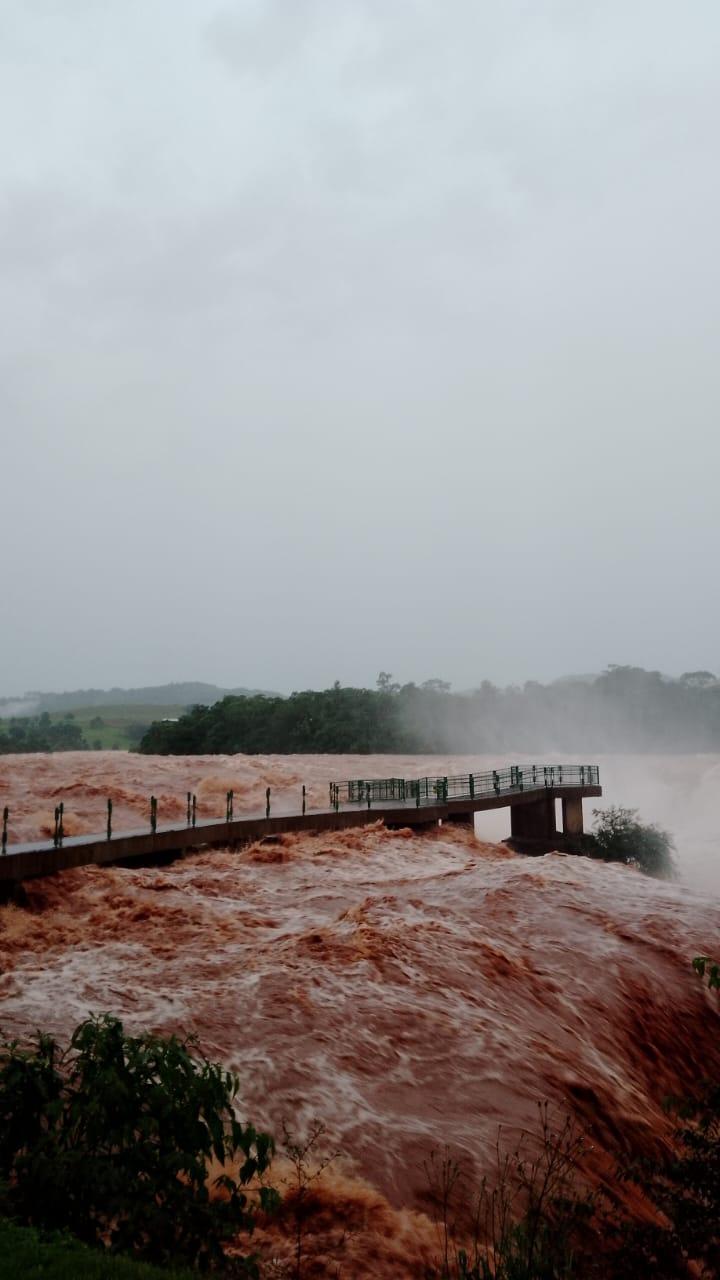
[0,763,601,885]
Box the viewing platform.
[0,763,601,885]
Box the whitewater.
[0,751,719,1275]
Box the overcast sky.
[2,0,719,695]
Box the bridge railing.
[337,764,599,808]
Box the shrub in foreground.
[0,1015,277,1273]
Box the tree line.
[137,666,720,756]
[0,712,87,754]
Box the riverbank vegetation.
[0,1221,195,1280]
[0,713,88,753]
[137,666,720,756]
[584,806,676,878]
[4,666,720,755]
[0,707,185,753]
[0,1016,276,1274]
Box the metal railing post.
[302,785,306,815]
[106,798,112,841]
[150,796,157,834]
[192,794,197,828]
[469,774,475,799]
[53,803,65,847]
[2,806,7,853]
[226,790,234,822]
[266,787,271,819]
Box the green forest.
[0,713,88,754]
[137,666,720,755]
[4,668,720,755]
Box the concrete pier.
[562,795,586,839]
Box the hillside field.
[48,705,186,751]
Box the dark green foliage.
[0,714,88,753]
[584,806,675,878]
[0,1219,195,1279]
[138,686,416,755]
[693,955,720,989]
[7,663,720,755]
[136,664,720,756]
[0,1015,277,1272]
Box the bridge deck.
[0,778,601,885]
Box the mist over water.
[466,753,720,892]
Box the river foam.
[0,751,718,1275]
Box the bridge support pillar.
[444,811,475,828]
[561,796,585,838]
[510,795,557,843]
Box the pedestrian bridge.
[0,762,601,885]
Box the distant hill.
[0,682,278,717]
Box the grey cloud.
[1,1,719,694]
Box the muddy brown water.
[0,751,718,1276]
